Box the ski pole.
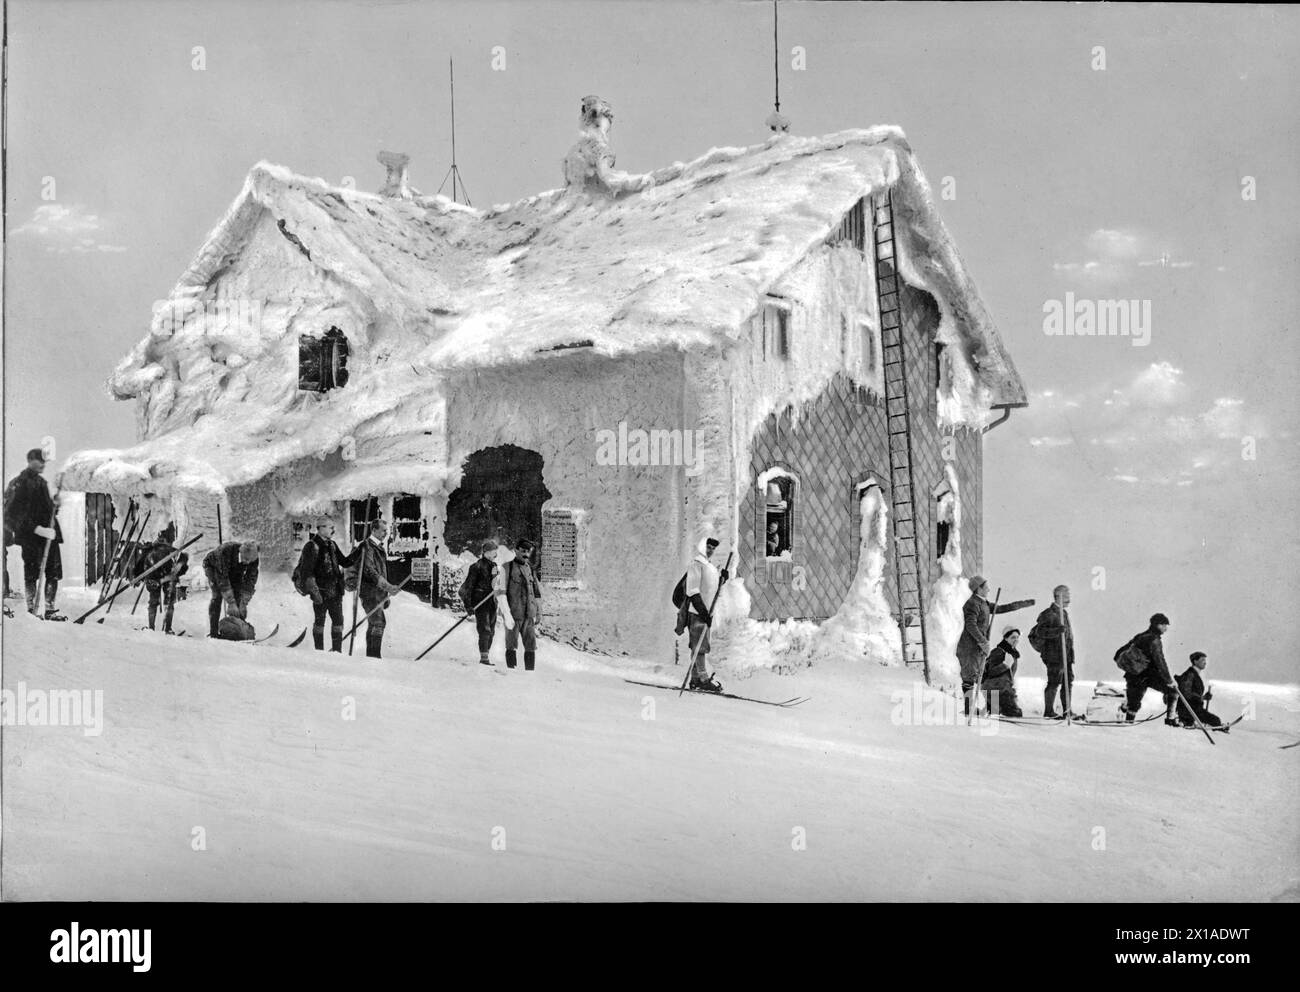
[98,501,138,601]
[348,498,378,656]
[73,534,203,624]
[1168,678,1216,746]
[414,590,495,661]
[678,552,732,696]
[1061,617,1072,726]
[104,506,146,600]
[967,586,1000,725]
[106,510,151,613]
[337,575,412,645]
[33,474,65,616]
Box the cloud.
[1053,228,1193,284]
[1028,436,1074,447]
[11,203,126,253]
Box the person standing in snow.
[203,540,260,638]
[135,523,188,633]
[497,538,542,671]
[3,448,65,619]
[357,517,401,659]
[980,626,1024,718]
[459,539,500,665]
[683,537,729,693]
[1030,585,1075,718]
[1173,651,1225,730]
[299,518,348,652]
[1115,613,1177,724]
[956,576,1033,715]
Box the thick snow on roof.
[160,125,1024,399]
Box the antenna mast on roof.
[765,0,790,133]
[437,57,472,205]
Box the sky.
[3,1,1298,681]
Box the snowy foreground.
[3,579,1298,902]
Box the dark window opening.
[934,342,946,393]
[827,197,867,252]
[350,497,380,545]
[763,475,795,558]
[300,327,350,392]
[445,444,552,556]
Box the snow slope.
[2,578,1297,901]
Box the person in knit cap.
[1029,584,1075,718]
[980,625,1024,718]
[1115,612,1177,723]
[955,575,1034,715]
[459,538,501,665]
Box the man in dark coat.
[498,538,542,671]
[1116,613,1177,723]
[981,626,1024,718]
[299,519,347,652]
[956,575,1034,715]
[1174,651,1224,729]
[357,518,401,659]
[459,539,500,665]
[3,447,64,619]
[134,523,188,633]
[203,540,260,638]
[1031,584,1076,718]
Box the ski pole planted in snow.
[337,575,412,645]
[678,552,733,697]
[105,509,151,614]
[348,497,378,656]
[967,586,1000,725]
[73,534,203,624]
[1168,679,1216,745]
[1061,624,1072,726]
[414,591,494,661]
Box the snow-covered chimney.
[377,150,412,199]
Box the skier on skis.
[298,518,347,652]
[135,523,188,633]
[956,576,1033,715]
[3,447,65,619]
[459,539,500,666]
[1115,613,1177,724]
[683,537,728,693]
[980,626,1024,718]
[1173,651,1225,730]
[203,540,260,638]
[1030,585,1075,719]
[496,537,542,671]
[356,517,401,659]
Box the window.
[934,342,946,393]
[299,326,350,392]
[761,298,791,360]
[762,473,795,559]
[827,197,867,252]
[350,497,380,545]
[933,480,953,560]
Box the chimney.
[377,150,412,199]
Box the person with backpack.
[1028,584,1075,719]
[134,523,188,633]
[295,518,348,652]
[1114,613,1177,724]
[203,540,260,638]
[356,517,401,659]
[497,538,542,671]
[4,448,65,620]
[1173,651,1225,730]
[981,626,1024,718]
[459,539,500,665]
[956,575,1034,715]
[681,537,729,693]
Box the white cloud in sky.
[1053,228,1194,283]
[11,203,126,253]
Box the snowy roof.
[160,125,1025,404]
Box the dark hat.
[26,447,45,462]
[1002,626,1020,639]
[705,538,720,549]
[515,538,534,552]
[1150,612,1170,626]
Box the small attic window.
[299,327,350,392]
[761,297,791,360]
[827,197,867,252]
[934,342,946,393]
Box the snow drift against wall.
[925,464,965,686]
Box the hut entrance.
[445,445,551,555]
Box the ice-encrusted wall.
[444,348,712,660]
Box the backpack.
[292,543,312,597]
[343,546,364,593]
[1114,638,1149,675]
[1027,622,1048,654]
[671,572,687,609]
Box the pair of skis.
[624,678,808,708]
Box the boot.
[365,631,383,659]
[524,651,535,672]
[24,580,39,616]
[147,604,158,631]
[505,649,518,669]
[1043,687,1057,719]
[690,674,723,694]
[313,628,325,651]
[330,630,343,653]
[479,652,492,666]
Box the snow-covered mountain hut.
[63,115,1026,669]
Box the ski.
[287,627,308,648]
[625,678,808,708]
[237,623,281,645]
[1280,740,1300,750]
